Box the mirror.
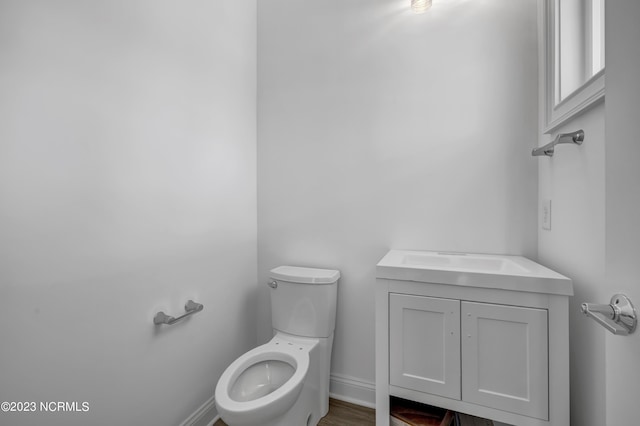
[542,0,605,132]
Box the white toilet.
[215,265,340,426]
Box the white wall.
[0,1,256,425]
[257,0,538,398]
[539,2,640,425]
[605,0,640,423]
[536,104,606,426]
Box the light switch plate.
[542,199,552,230]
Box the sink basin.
[401,252,530,274]
[377,250,572,295]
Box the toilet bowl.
[215,333,316,426]
[215,266,340,426]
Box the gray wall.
[537,103,606,426]
[605,0,640,423]
[0,1,256,425]
[257,0,539,397]
[537,1,640,425]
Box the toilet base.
[248,381,320,426]
[268,332,333,426]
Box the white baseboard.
[179,395,219,426]
[329,373,376,409]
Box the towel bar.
[581,294,636,335]
[532,129,584,157]
[154,300,204,325]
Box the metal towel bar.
[154,300,204,325]
[532,129,584,157]
[581,294,637,335]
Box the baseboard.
[179,395,219,426]
[329,373,376,409]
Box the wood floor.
[213,398,375,426]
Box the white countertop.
[376,249,573,296]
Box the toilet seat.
[215,336,311,425]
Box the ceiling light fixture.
[411,0,433,13]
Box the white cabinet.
[389,294,460,400]
[375,250,573,426]
[388,295,549,421]
[461,302,548,420]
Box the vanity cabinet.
[389,294,461,400]
[389,295,549,420]
[461,301,548,420]
[376,250,573,426]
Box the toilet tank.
[269,266,340,338]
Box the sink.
[401,252,530,274]
[377,250,572,295]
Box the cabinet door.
[461,302,548,420]
[389,294,460,400]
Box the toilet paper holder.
[154,300,204,325]
[581,294,637,335]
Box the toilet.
[215,265,340,426]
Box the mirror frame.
[540,0,605,133]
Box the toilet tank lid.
[269,266,340,284]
